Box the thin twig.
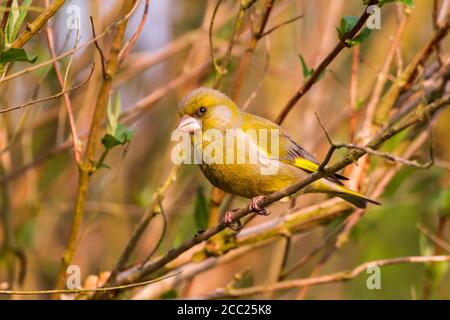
[0,63,94,114]
[0,0,140,86]
[12,0,67,49]
[209,0,226,79]
[315,112,434,170]
[232,0,275,99]
[119,0,150,64]
[140,201,168,267]
[89,16,107,76]
[242,36,270,110]
[417,223,450,254]
[259,14,304,38]
[205,255,450,298]
[95,165,179,299]
[275,0,378,124]
[44,0,82,163]
[0,271,180,296]
[53,0,137,298]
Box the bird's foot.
[224,211,242,233]
[249,196,270,216]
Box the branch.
[44,3,82,163]
[417,223,450,253]
[119,0,150,64]
[89,16,107,76]
[211,0,258,88]
[209,0,226,80]
[0,272,180,296]
[232,0,275,99]
[259,14,304,38]
[0,63,94,114]
[374,19,449,125]
[96,165,180,299]
[12,0,67,49]
[315,112,434,170]
[274,0,378,125]
[205,255,450,298]
[0,0,140,86]
[52,0,137,298]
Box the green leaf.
[298,54,313,80]
[336,15,372,47]
[336,16,358,40]
[107,91,122,136]
[102,91,132,151]
[115,124,133,144]
[345,27,372,47]
[96,162,111,170]
[0,47,37,64]
[5,0,33,46]
[193,186,209,230]
[5,0,19,45]
[101,124,134,150]
[101,134,121,150]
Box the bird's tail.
[334,185,380,209]
[309,179,380,209]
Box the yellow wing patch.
[294,158,319,173]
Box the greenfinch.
[176,88,379,217]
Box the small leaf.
[101,134,121,150]
[336,16,358,40]
[346,27,372,47]
[101,124,133,150]
[5,0,33,46]
[337,15,372,48]
[115,124,134,144]
[107,91,121,135]
[193,186,209,230]
[0,47,37,64]
[298,54,313,80]
[97,163,111,170]
[5,0,19,45]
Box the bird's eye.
[198,106,207,115]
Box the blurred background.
[0,0,449,299]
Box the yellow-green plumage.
[177,88,379,209]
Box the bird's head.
[177,87,239,133]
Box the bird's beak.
[176,115,201,134]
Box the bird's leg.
[249,195,270,216]
[224,210,243,232]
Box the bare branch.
[417,223,450,253]
[260,14,304,38]
[0,272,180,296]
[275,0,379,124]
[90,16,107,76]
[0,63,95,114]
[205,255,450,298]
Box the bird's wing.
[279,134,348,183]
[240,112,347,183]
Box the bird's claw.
[224,211,242,233]
[249,196,270,216]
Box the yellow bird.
[176,88,379,222]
